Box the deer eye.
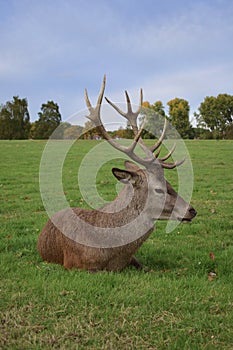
[155,188,165,194]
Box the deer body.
[38,77,196,271]
[38,209,154,272]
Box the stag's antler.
[84,75,184,169]
[106,91,167,153]
[105,89,142,135]
[85,76,153,166]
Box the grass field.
[0,139,233,349]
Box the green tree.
[167,98,193,139]
[195,94,233,138]
[62,123,83,139]
[225,123,233,139]
[113,126,125,139]
[33,101,61,139]
[82,121,101,139]
[0,96,30,139]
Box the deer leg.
[130,256,144,269]
[130,256,152,272]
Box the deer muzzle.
[181,207,197,222]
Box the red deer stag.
[38,76,196,271]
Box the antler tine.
[138,112,184,169]
[84,75,106,124]
[159,143,176,161]
[97,74,106,107]
[136,88,143,115]
[106,88,154,160]
[161,158,185,169]
[149,117,167,152]
[125,90,132,114]
[104,96,126,118]
[84,89,92,113]
[98,120,154,166]
[105,88,143,135]
[140,88,143,107]
[158,143,185,169]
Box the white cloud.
[0,0,232,124]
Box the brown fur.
[38,213,153,271]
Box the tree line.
[0,93,233,140]
[0,97,62,140]
[141,94,233,140]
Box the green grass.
[0,139,233,349]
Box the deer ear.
[112,168,138,184]
[124,160,141,172]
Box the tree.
[113,126,126,139]
[195,94,233,138]
[167,98,193,139]
[141,101,166,139]
[62,123,83,139]
[33,101,61,139]
[225,123,233,139]
[82,121,101,139]
[0,96,30,139]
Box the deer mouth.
[167,208,197,223]
[180,208,197,223]
[181,218,192,223]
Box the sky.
[0,0,233,128]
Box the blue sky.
[0,0,232,127]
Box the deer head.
[84,75,197,224]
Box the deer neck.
[97,182,152,227]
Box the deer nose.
[189,208,197,218]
